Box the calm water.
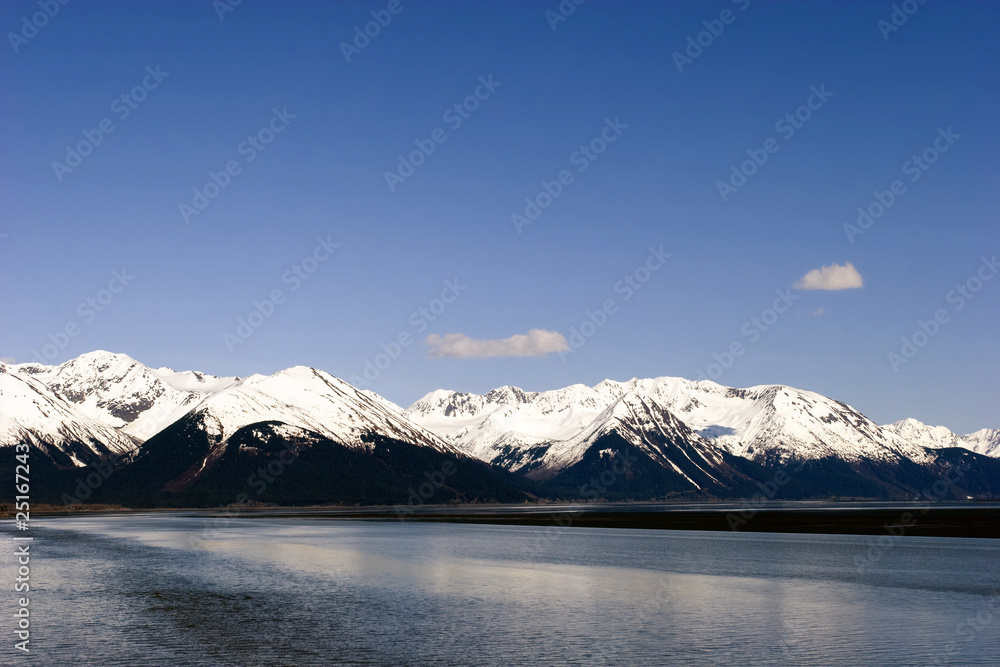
[2,514,998,666]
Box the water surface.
[2,514,997,665]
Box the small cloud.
[425,329,569,359]
[0,356,15,364]
[811,308,824,316]
[795,262,863,291]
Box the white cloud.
[425,329,569,359]
[794,262,863,291]
[0,356,15,364]
[811,307,824,316]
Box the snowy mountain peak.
[178,364,457,456]
[0,367,137,466]
[570,391,696,451]
[483,385,531,406]
[408,374,952,476]
[3,353,460,468]
[8,351,239,441]
[151,366,241,393]
[964,429,1000,458]
[3,351,996,495]
[883,418,1000,457]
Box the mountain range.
[2,351,997,506]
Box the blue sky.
[1,0,997,432]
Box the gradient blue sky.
[1,0,997,432]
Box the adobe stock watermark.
[545,0,587,31]
[51,65,169,182]
[695,285,798,381]
[384,75,502,192]
[184,440,302,548]
[521,450,639,558]
[559,245,671,361]
[843,126,960,244]
[672,0,751,73]
[179,107,296,224]
[877,0,928,41]
[592,576,675,665]
[7,0,71,54]
[393,459,458,518]
[213,0,243,21]
[340,0,410,63]
[917,590,1000,667]
[350,278,467,388]
[59,453,124,505]
[223,236,340,352]
[511,116,628,234]
[853,462,969,573]
[725,460,805,530]
[887,255,997,373]
[716,84,832,202]
[29,268,135,364]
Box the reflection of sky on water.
[4,515,996,666]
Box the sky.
[1,0,997,433]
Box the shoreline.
[16,501,1000,539]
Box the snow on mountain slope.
[0,363,137,465]
[409,375,936,471]
[6,347,991,487]
[408,384,613,463]
[964,429,1000,458]
[884,418,1000,458]
[536,391,730,487]
[615,377,933,464]
[182,366,457,455]
[10,351,239,441]
[5,352,457,475]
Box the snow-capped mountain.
[11,351,239,441]
[410,384,617,467]
[409,376,938,476]
[116,365,463,496]
[2,351,997,503]
[883,418,1000,458]
[616,378,933,464]
[409,382,746,490]
[409,377,1000,499]
[2,352,503,505]
[2,352,455,473]
[0,362,138,466]
[537,391,763,491]
[170,365,456,456]
[7,352,453,454]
